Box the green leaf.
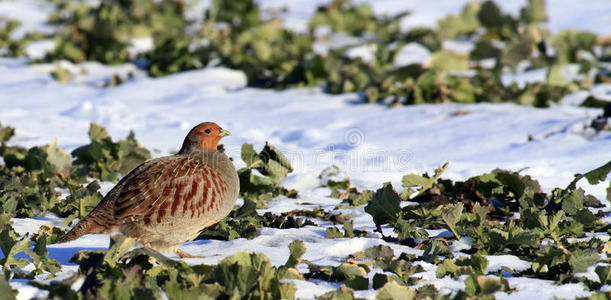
[436,259,458,278]
[344,276,368,290]
[595,265,611,285]
[401,162,448,197]
[569,249,599,273]
[473,202,489,226]
[574,208,597,226]
[103,234,136,267]
[456,254,488,275]
[441,203,463,240]
[394,218,428,240]
[285,240,306,268]
[520,0,547,24]
[241,143,262,169]
[1,233,30,270]
[335,263,368,280]
[45,138,72,176]
[464,274,478,296]
[364,245,395,262]
[437,2,481,40]
[326,227,344,238]
[477,276,505,294]
[430,50,468,72]
[465,275,510,296]
[0,274,14,299]
[566,161,611,191]
[421,240,450,263]
[317,286,355,300]
[561,188,584,215]
[364,182,402,226]
[0,122,15,144]
[89,123,109,141]
[27,234,62,275]
[129,247,179,268]
[376,281,415,300]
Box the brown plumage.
[58,122,239,257]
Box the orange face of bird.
[189,122,231,151]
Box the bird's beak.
[219,129,231,137]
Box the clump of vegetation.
[1,121,611,296]
[363,160,611,284]
[32,234,298,299]
[71,123,152,182]
[146,0,316,88]
[0,19,27,57]
[26,0,607,109]
[46,0,187,64]
[237,142,297,208]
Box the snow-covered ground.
[0,0,610,299]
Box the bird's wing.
[110,155,207,223]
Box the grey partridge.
[58,122,240,257]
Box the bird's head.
[178,122,231,154]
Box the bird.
[58,122,239,258]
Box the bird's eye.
[204,129,212,134]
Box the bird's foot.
[175,249,204,259]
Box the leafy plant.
[364,182,402,228]
[238,142,297,208]
[71,123,151,182]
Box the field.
[0,0,610,299]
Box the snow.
[393,43,431,68]
[1,0,610,299]
[4,58,609,297]
[344,44,377,64]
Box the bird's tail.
[58,209,115,243]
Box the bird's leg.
[175,249,205,259]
